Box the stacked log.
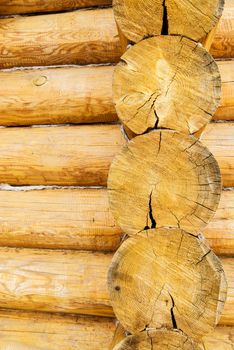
[0,0,231,349]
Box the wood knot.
[33,75,48,86]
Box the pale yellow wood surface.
[113,36,221,135]
[113,0,223,43]
[200,123,234,188]
[0,188,122,251]
[113,330,199,350]
[211,0,234,58]
[0,247,230,323]
[215,61,234,121]
[0,61,232,126]
[108,131,221,235]
[0,125,125,186]
[0,9,122,68]
[0,66,116,126]
[0,188,232,255]
[0,310,116,350]
[0,123,232,187]
[0,0,112,14]
[108,229,227,340]
[0,310,231,350]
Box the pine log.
[108,130,221,235]
[0,188,232,255]
[113,0,224,43]
[0,59,232,127]
[108,228,227,340]
[215,61,234,121]
[0,125,125,186]
[0,66,116,126]
[0,310,116,349]
[210,0,234,59]
[112,330,199,350]
[200,123,234,188]
[0,123,232,187]
[0,9,122,68]
[0,310,231,350]
[113,36,221,135]
[0,247,231,323]
[0,0,112,14]
[0,188,122,251]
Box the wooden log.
[0,0,112,14]
[113,36,221,135]
[0,66,116,126]
[113,0,224,43]
[215,61,234,121]
[0,247,231,323]
[0,310,116,349]
[0,310,231,350]
[0,123,232,187]
[0,9,122,68]
[210,0,234,59]
[0,188,232,255]
[112,330,199,350]
[108,130,221,235]
[108,228,227,340]
[200,123,234,188]
[0,125,125,186]
[0,60,231,127]
[0,188,122,251]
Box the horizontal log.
[0,188,232,255]
[0,124,125,186]
[0,9,122,68]
[210,0,234,59]
[0,66,116,126]
[215,61,234,121]
[200,123,234,188]
[0,123,233,187]
[0,247,231,324]
[0,3,232,69]
[0,60,231,127]
[0,310,115,349]
[0,310,230,350]
[0,0,112,14]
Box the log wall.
[0,61,232,127]
[0,123,232,187]
[0,188,232,255]
[0,247,231,324]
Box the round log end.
[108,228,227,340]
[113,0,224,43]
[108,131,221,235]
[113,329,200,350]
[113,36,221,135]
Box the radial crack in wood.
[108,131,221,235]
[112,329,199,350]
[113,36,221,135]
[108,228,227,340]
[113,0,224,43]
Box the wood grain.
[200,123,234,188]
[0,123,233,187]
[0,188,232,255]
[0,247,230,323]
[210,0,234,59]
[0,310,116,350]
[0,310,231,350]
[108,229,227,340]
[0,66,116,126]
[0,125,125,186]
[0,60,231,127]
[0,9,122,68]
[0,0,112,14]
